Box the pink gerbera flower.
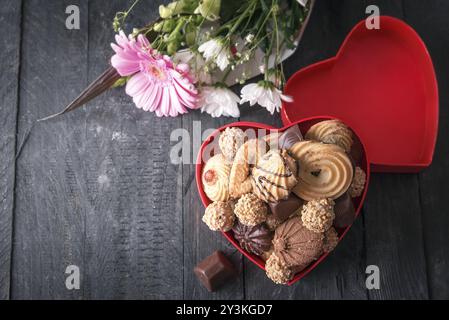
[111,31,198,117]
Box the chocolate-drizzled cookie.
[251,150,298,203]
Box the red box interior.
[196,116,370,285]
[282,16,438,173]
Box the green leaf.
[159,0,200,19]
[196,0,222,21]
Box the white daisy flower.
[240,81,293,115]
[198,38,231,71]
[200,86,240,118]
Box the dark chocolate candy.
[269,193,304,223]
[232,222,273,256]
[279,125,303,149]
[194,251,237,292]
[350,138,363,166]
[333,193,356,228]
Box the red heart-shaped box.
[196,116,370,285]
[282,16,438,173]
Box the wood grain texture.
[362,0,429,300]
[82,0,183,299]
[11,0,89,299]
[242,0,371,300]
[402,0,449,299]
[0,0,22,300]
[182,113,245,300]
[5,0,448,300]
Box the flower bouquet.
[46,0,314,121]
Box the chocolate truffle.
[268,193,304,224]
[333,193,356,228]
[202,201,235,232]
[219,127,246,162]
[278,125,303,149]
[273,217,324,268]
[234,193,268,226]
[323,227,339,253]
[265,253,293,285]
[349,167,366,198]
[194,251,238,292]
[232,222,273,256]
[301,199,335,233]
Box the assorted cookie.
[201,120,367,285]
[229,139,268,198]
[219,127,246,162]
[251,150,298,202]
[272,217,324,271]
[305,119,353,153]
[289,141,354,201]
[202,154,231,202]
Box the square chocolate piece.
[333,193,356,228]
[269,193,304,223]
[194,251,237,292]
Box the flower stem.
[227,0,258,36]
[126,0,141,15]
[221,67,233,82]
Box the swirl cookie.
[229,139,268,199]
[202,154,231,202]
[305,120,353,152]
[251,150,298,202]
[289,141,354,201]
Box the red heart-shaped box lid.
[282,16,438,173]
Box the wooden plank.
[82,0,183,299]
[402,0,449,299]
[361,0,429,300]
[364,174,429,299]
[243,0,371,300]
[0,0,22,300]
[11,0,89,299]
[182,114,245,300]
[7,0,440,300]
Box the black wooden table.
[1,0,448,300]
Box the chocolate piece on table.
[333,193,356,228]
[279,125,303,150]
[194,251,238,292]
[232,222,273,256]
[269,193,304,223]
